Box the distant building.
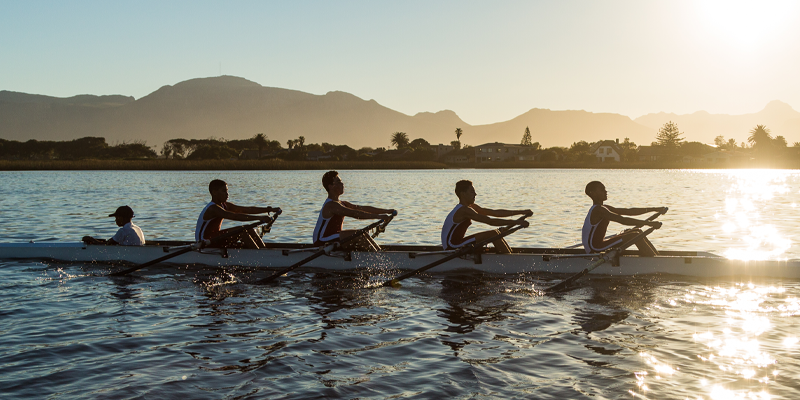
[589,140,623,162]
[517,149,560,162]
[444,147,474,163]
[473,142,525,163]
[637,146,670,162]
[306,151,332,161]
[239,149,262,160]
[429,144,454,158]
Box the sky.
[2,0,800,125]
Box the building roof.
[589,140,623,155]
[474,142,525,148]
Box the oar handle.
[634,207,667,229]
[372,210,397,238]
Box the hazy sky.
[2,0,799,125]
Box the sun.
[695,0,798,48]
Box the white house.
[589,140,624,162]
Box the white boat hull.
[1,242,799,279]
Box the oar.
[382,215,529,287]
[543,224,659,294]
[564,208,668,249]
[255,214,395,284]
[109,212,280,277]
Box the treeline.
[0,137,156,160]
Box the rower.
[582,181,665,256]
[196,179,280,249]
[313,171,395,251]
[82,205,146,246]
[442,180,531,254]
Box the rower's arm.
[599,206,661,227]
[607,205,666,216]
[462,205,526,227]
[330,201,390,221]
[342,201,395,215]
[472,204,532,218]
[226,203,280,214]
[204,204,272,223]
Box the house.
[429,144,454,158]
[443,147,474,163]
[473,142,525,163]
[637,146,670,161]
[306,151,332,161]
[589,140,623,162]
[239,149,262,160]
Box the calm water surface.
[1,169,799,399]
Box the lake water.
[1,169,799,399]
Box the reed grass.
[1,158,797,171]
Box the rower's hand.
[517,220,530,228]
[657,207,668,215]
[648,221,663,229]
[522,209,533,217]
[268,207,282,214]
[389,209,398,217]
[259,215,274,224]
[379,214,393,223]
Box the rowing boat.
[1,241,799,279]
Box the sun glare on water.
[713,170,793,261]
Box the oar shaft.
[256,217,393,284]
[383,221,528,286]
[110,214,277,277]
[544,225,658,293]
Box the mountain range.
[1,76,798,149]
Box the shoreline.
[0,159,798,170]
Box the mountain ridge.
[1,76,797,148]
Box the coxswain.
[82,205,145,246]
[196,179,280,249]
[582,181,665,256]
[441,180,531,254]
[313,171,395,251]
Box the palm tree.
[297,136,305,148]
[287,139,294,150]
[747,125,773,149]
[455,128,463,148]
[390,132,409,149]
[253,133,268,158]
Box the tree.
[774,135,788,148]
[296,136,306,148]
[521,126,533,146]
[727,138,737,150]
[390,132,409,149]
[286,139,294,150]
[450,140,461,150]
[747,125,772,149]
[655,121,684,148]
[408,138,430,150]
[253,133,268,158]
[455,128,463,148]
[714,135,726,148]
[618,138,638,161]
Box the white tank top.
[441,204,474,249]
[195,202,223,242]
[581,205,598,253]
[312,199,342,244]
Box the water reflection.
[716,170,794,261]
[631,281,800,399]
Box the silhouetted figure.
[196,179,280,249]
[82,205,145,246]
[312,170,395,251]
[582,181,665,256]
[441,180,531,254]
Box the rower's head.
[109,205,134,227]
[322,170,344,196]
[209,179,229,203]
[585,181,607,202]
[455,180,476,204]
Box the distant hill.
[2,76,796,149]
[467,108,654,148]
[635,100,800,145]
